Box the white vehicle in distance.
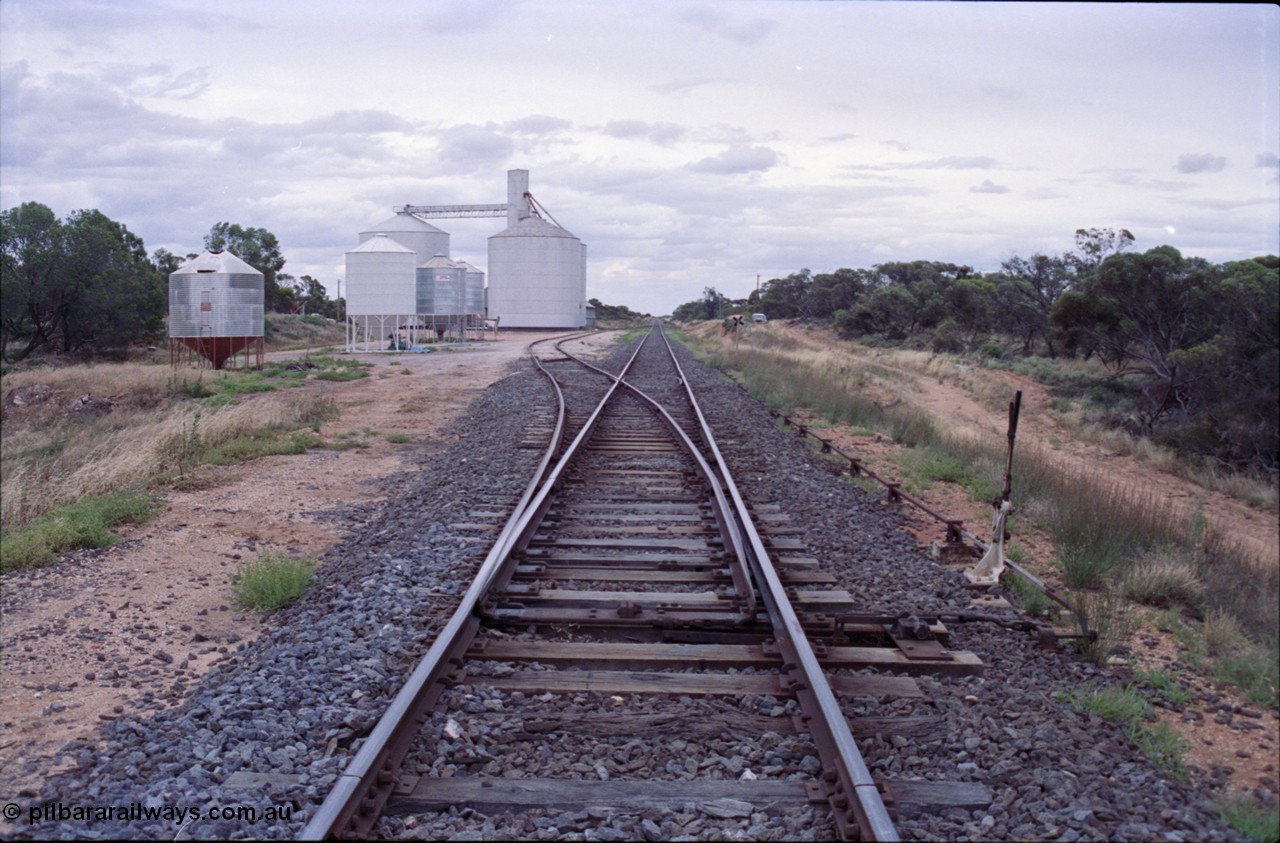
[752,313,767,324]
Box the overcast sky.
[3,1,1277,316]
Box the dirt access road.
[0,330,617,802]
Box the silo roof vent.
[173,250,263,276]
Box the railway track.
[300,325,986,841]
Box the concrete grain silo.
[168,250,264,369]
[344,234,418,351]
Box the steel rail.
[299,332,626,840]
[549,333,758,623]
[657,325,900,842]
[473,333,655,598]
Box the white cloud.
[417,0,519,35]
[434,124,516,170]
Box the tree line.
[1,203,342,361]
[673,229,1278,475]
[588,297,650,325]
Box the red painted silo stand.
[168,250,265,370]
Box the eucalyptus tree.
[1,203,162,359]
[996,253,1074,356]
[204,221,291,311]
[1,202,63,359]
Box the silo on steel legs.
[345,234,419,352]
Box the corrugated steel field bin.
[168,250,264,338]
[416,254,466,315]
[458,260,486,314]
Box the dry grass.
[1121,551,1204,609]
[2,350,359,534]
[3,361,177,406]
[2,390,329,531]
[678,320,1278,665]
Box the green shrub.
[1195,527,1279,649]
[216,377,278,394]
[203,430,321,464]
[259,365,308,381]
[171,374,213,398]
[1070,683,1151,726]
[1132,667,1192,706]
[231,552,315,610]
[901,445,976,493]
[312,368,369,382]
[303,355,372,370]
[678,329,1277,706]
[199,393,238,409]
[296,396,340,431]
[1049,481,1177,589]
[1220,794,1280,842]
[1004,571,1055,618]
[929,320,965,354]
[1213,649,1279,708]
[386,433,412,444]
[1135,721,1189,778]
[326,438,370,450]
[1203,609,1243,658]
[1066,683,1188,777]
[0,490,160,572]
[1071,586,1133,664]
[698,344,930,445]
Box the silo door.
[200,290,213,336]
